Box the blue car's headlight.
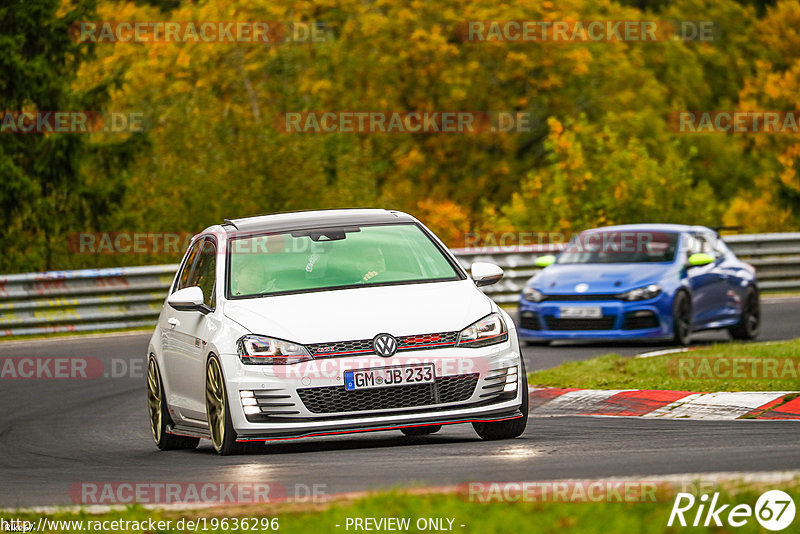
[618,284,662,301]
[523,287,544,302]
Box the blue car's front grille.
[540,294,619,301]
[622,311,659,330]
[519,311,540,330]
[544,316,616,331]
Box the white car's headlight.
[523,286,544,302]
[457,313,508,348]
[236,335,312,365]
[618,284,662,301]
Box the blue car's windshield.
[557,230,679,264]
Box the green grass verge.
[5,481,800,534]
[529,339,800,392]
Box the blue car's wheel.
[672,291,692,346]
[729,287,760,340]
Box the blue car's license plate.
[345,364,435,391]
[559,306,602,318]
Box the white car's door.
[163,237,218,422]
[162,239,200,416]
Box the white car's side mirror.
[471,262,504,287]
[167,286,206,312]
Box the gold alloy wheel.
[206,357,226,451]
[147,359,162,444]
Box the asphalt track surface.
[0,298,797,508]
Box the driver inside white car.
[361,246,386,283]
[232,260,278,295]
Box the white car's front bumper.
[217,339,525,441]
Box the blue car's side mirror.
[687,253,714,267]
[535,255,556,268]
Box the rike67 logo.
[668,490,796,531]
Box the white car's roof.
[222,209,416,234]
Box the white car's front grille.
[306,331,459,358]
[296,373,479,414]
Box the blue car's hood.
[530,263,670,294]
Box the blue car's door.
[713,239,748,321]
[685,233,728,327]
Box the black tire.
[206,355,258,455]
[147,357,200,451]
[729,287,760,340]
[401,425,442,436]
[672,291,692,346]
[473,359,529,441]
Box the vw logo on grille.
[372,333,398,357]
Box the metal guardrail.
[0,265,179,337]
[1,233,798,337]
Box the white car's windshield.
[228,223,460,297]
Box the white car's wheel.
[472,359,529,441]
[147,358,199,451]
[205,355,261,455]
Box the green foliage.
[0,0,144,272]
[2,0,799,273]
[500,115,717,232]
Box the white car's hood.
[223,280,492,343]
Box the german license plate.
[344,364,435,391]
[559,306,602,318]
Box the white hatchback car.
[147,209,528,455]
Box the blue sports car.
[518,224,760,345]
